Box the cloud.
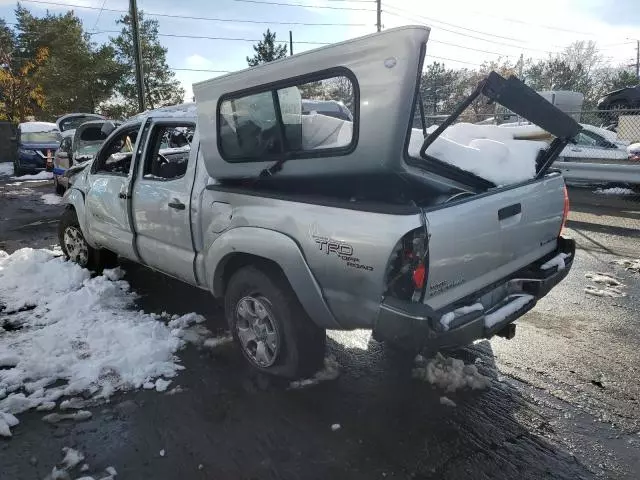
[185,54,214,69]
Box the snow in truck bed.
[408,123,550,185]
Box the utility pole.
[376,0,381,32]
[130,0,145,112]
[289,30,293,56]
[518,53,524,79]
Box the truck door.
[131,120,197,284]
[84,123,144,260]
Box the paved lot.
[1,168,640,479]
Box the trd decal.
[313,235,374,272]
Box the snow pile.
[439,396,457,407]
[0,248,210,437]
[289,355,340,389]
[41,193,63,205]
[412,353,491,392]
[11,171,53,181]
[0,162,13,176]
[584,272,626,298]
[540,252,570,271]
[627,142,640,155]
[19,121,58,133]
[408,123,549,185]
[594,187,636,196]
[613,258,640,274]
[440,303,484,331]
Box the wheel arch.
[205,227,340,329]
[64,188,97,248]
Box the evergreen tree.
[110,11,185,116]
[247,29,288,67]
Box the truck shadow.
[100,260,595,480]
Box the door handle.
[168,200,185,210]
[570,147,582,152]
[118,192,131,199]
[498,203,521,221]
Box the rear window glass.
[217,71,357,162]
[79,126,107,142]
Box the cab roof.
[123,103,197,127]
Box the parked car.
[59,27,575,378]
[53,120,117,194]
[556,124,630,163]
[14,122,61,176]
[55,113,105,133]
[597,86,640,111]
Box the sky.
[1,0,639,101]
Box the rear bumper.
[373,237,575,353]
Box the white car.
[557,124,629,163]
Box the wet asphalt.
[1,167,639,480]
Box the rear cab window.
[217,70,358,162]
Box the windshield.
[20,131,61,144]
[59,115,103,132]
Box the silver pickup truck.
[59,27,577,378]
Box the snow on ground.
[584,272,626,298]
[289,355,341,389]
[614,258,640,274]
[594,187,636,196]
[0,248,213,437]
[0,162,13,176]
[11,171,53,181]
[41,193,63,205]
[408,123,547,185]
[412,353,491,392]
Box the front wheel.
[58,208,117,271]
[225,265,326,379]
[54,176,65,195]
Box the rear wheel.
[225,265,326,379]
[58,208,117,271]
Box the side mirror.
[101,121,117,137]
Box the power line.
[426,55,481,67]
[383,3,528,43]
[20,0,371,26]
[170,67,231,73]
[228,0,376,11]
[90,29,331,45]
[92,0,108,30]
[383,8,557,54]
[430,39,513,57]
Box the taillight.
[385,228,429,301]
[560,185,570,235]
[412,263,426,290]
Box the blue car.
[14,122,61,176]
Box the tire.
[225,265,326,379]
[54,176,65,195]
[609,100,629,111]
[58,208,117,271]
